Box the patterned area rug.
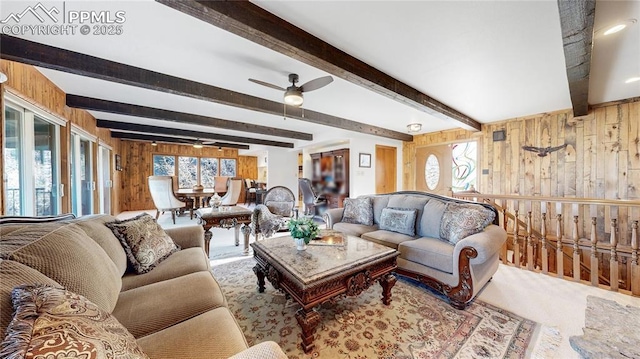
[213,258,537,359]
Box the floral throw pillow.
[379,207,418,236]
[106,213,179,274]
[439,203,496,244]
[341,197,374,226]
[0,284,149,359]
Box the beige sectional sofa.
[0,214,287,359]
[324,191,507,309]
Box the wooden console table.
[195,206,253,255]
[251,234,398,353]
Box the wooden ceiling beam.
[96,119,294,148]
[110,131,250,149]
[67,94,310,141]
[156,0,481,131]
[1,34,411,141]
[557,0,596,116]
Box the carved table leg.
[203,227,212,257]
[253,264,266,293]
[241,224,252,255]
[379,273,397,305]
[234,224,240,246]
[295,308,321,353]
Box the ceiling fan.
[249,73,333,107]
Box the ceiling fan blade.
[299,76,333,92]
[249,78,285,91]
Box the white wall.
[266,148,299,201]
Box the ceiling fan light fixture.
[284,89,304,107]
[407,123,422,133]
[193,140,203,149]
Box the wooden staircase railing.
[453,191,640,296]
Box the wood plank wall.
[238,155,258,204]
[0,60,121,214]
[404,100,640,246]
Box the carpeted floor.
[213,258,538,359]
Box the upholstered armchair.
[148,176,190,224]
[263,186,296,217]
[250,204,287,239]
[298,178,327,217]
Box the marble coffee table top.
[196,206,252,219]
[251,234,398,284]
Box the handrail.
[452,191,640,207]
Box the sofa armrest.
[164,225,205,249]
[228,341,288,359]
[454,224,506,263]
[323,208,345,229]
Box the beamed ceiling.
[0,0,638,153]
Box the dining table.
[175,188,217,209]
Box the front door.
[416,144,452,196]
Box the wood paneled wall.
[237,156,258,204]
[0,60,121,214]
[404,100,640,245]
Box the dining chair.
[298,178,327,217]
[220,178,243,206]
[148,176,190,224]
[244,178,257,205]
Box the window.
[425,154,440,190]
[200,158,218,187]
[451,141,477,191]
[3,97,62,216]
[153,155,175,176]
[152,154,236,188]
[220,158,237,177]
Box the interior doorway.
[375,145,396,194]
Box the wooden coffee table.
[195,206,253,255]
[251,234,399,353]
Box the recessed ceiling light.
[626,77,640,84]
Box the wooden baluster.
[541,212,549,274]
[573,215,581,282]
[527,209,534,271]
[501,207,508,264]
[513,206,520,268]
[610,219,619,292]
[631,221,639,296]
[590,217,599,286]
[556,210,564,279]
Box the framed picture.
[115,154,122,171]
[359,153,371,168]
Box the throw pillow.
[378,207,418,236]
[0,284,149,359]
[106,213,179,274]
[341,197,374,226]
[439,203,496,244]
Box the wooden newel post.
[527,209,534,271]
[513,207,520,268]
[573,215,580,282]
[501,207,508,264]
[609,219,619,292]
[631,220,639,296]
[556,212,564,279]
[541,212,549,274]
[590,217,599,286]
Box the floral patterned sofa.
[323,191,507,309]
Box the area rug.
[212,258,538,359]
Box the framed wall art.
[359,153,371,168]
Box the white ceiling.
[2,0,638,152]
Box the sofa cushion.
[341,197,374,226]
[371,195,390,224]
[361,230,416,249]
[112,271,227,338]
[0,222,121,313]
[419,199,447,238]
[387,195,430,234]
[0,285,148,359]
[0,260,63,340]
[106,213,180,274]
[440,203,497,244]
[399,237,454,273]
[379,207,418,236]
[71,214,128,276]
[137,308,248,359]
[121,247,210,291]
[333,222,378,237]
